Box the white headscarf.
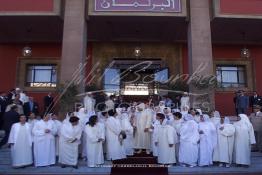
[238,114,253,129]
[213,111,221,118]
[183,113,194,121]
[224,117,231,124]
[202,114,210,122]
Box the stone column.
[188,0,215,112]
[61,0,87,92]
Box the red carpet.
[110,152,168,175]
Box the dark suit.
[0,96,8,129]
[44,95,54,114]
[236,95,249,114]
[250,95,262,107]
[0,110,19,147]
[23,101,39,116]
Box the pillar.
[61,0,87,92]
[188,0,215,112]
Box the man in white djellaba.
[179,114,199,167]
[27,112,38,130]
[158,101,166,113]
[83,92,96,114]
[198,114,217,167]
[77,107,94,159]
[163,107,174,125]
[105,109,126,161]
[172,112,183,162]
[51,114,62,157]
[150,106,161,157]
[119,108,134,156]
[155,113,177,165]
[8,114,33,168]
[85,115,105,167]
[180,92,190,111]
[213,115,235,168]
[59,116,82,169]
[32,114,57,167]
[134,103,153,154]
[233,114,256,167]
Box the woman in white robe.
[198,114,217,166]
[213,116,235,167]
[210,110,222,128]
[233,114,256,166]
[8,115,33,167]
[105,109,126,160]
[155,113,177,164]
[179,114,199,167]
[85,115,105,167]
[32,114,57,167]
[59,116,82,168]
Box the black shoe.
[61,164,66,168]
[73,165,78,169]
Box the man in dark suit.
[43,92,54,114]
[236,90,249,115]
[250,91,262,111]
[23,97,39,117]
[0,91,8,129]
[0,105,19,148]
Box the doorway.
[103,58,168,102]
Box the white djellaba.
[85,115,105,167]
[198,114,217,166]
[179,114,199,167]
[59,117,82,167]
[32,115,57,167]
[233,114,256,166]
[8,118,33,167]
[213,116,235,167]
[155,117,177,164]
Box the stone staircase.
[110,151,168,175]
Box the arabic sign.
[95,0,181,13]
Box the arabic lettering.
[96,0,180,12]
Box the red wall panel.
[0,0,54,12]
[220,0,262,15]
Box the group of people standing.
[233,90,262,115]
[0,88,55,149]
[4,91,258,170]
